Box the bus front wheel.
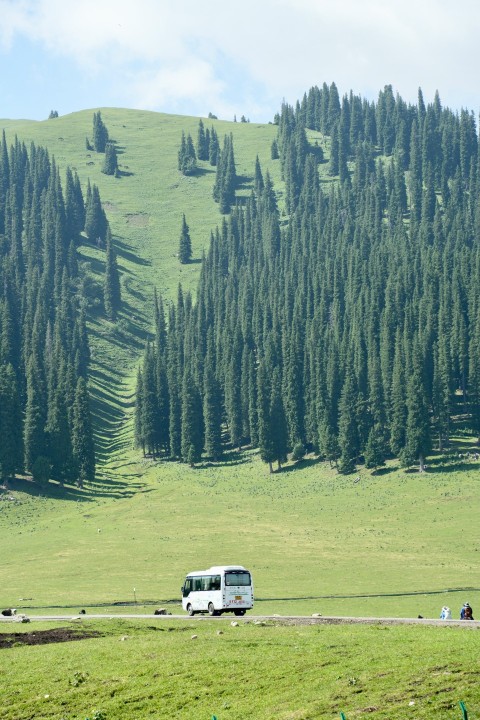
[187,604,195,616]
[234,609,246,616]
[208,603,217,616]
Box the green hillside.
[0,99,479,621]
[2,108,281,464]
[1,97,480,720]
[2,108,281,301]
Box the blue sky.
[0,0,479,122]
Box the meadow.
[1,448,479,619]
[1,618,479,720]
[1,108,479,719]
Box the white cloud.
[129,58,225,113]
[1,0,480,119]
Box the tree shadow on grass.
[114,238,151,267]
[277,456,324,473]
[7,476,92,502]
[372,466,397,476]
[194,449,252,470]
[192,166,216,177]
[424,460,480,475]
[236,173,253,191]
[181,257,203,265]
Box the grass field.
[1,448,479,619]
[1,619,479,720]
[1,109,479,719]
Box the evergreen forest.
[135,83,480,474]
[0,132,116,488]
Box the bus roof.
[186,565,247,576]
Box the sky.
[0,0,479,123]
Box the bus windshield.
[225,571,251,586]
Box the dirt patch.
[0,627,101,649]
[125,212,149,227]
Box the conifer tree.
[0,363,21,485]
[65,167,84,236]
[178,214,192,264]
[46,385,73,484]
[24,354,47,476]
[257,361,275,473]
[224,328,244,450]
[154,352,170,457]
[254,156,264,196]
[213,134,237,213]
[400,348,431,472]
[104,226,121,320]
[318,415,340,467]
[92,111,109,152]
[269,367,289,471]
[203,339,222,460]
[364,424,387,471]
[167,309,182,458]
[328,123,340,176]
[390,332,407,456]
[84,183,107,245]
[469,309,480,442]
[134,367,145,456]
[180,368,204,465]
[178,132,197,175]
[209,127,219,166]
[72,377,95,486]
[102,142,118,176]
[196,119,208,161]
[141,344,158,458]
[338,370,359,474]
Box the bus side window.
[192,577,202,592]
[211,575,221,591]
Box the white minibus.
[181,565,253,616]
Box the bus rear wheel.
[234,609,246,616]
[187,604,195,616]
[208,603,217,616]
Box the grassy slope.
[0,113,478,608]
[2,109,280,466]
[1,450,479,618]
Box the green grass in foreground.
[1,619,479,720]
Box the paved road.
[1,614,479,627]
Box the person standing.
[460,603,474,620]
